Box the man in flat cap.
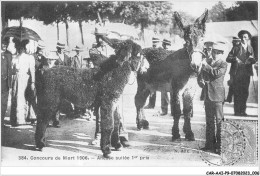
[198,41,227,154]
[159,39,172,115]
[144,37,162,109]
[226,37,241,103]
[226,30,256,116]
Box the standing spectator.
[10,39,36,127]
[144,37,161,109]
[71,45,84,69]
[33,40,49,106]
[226,37,241,103]
[226,30,256,116]
[54,42,71,66]
[160,39,171,115]
[1,37,12,144]
[198,41,227,154]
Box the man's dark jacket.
[198,59,228,102]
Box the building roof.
[206,20,258,39]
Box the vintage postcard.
[1,1,259,175]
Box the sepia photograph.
[1,1,259,175]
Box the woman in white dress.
[10,39,36,126]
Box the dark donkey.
[135,10,208,141]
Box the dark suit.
[226,44,256,114]
[198,58,227,151]
[1,50,12,144]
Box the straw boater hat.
[162,39,171,46]
[37,40,45,49]
[232,37,241,42]
[56,42,66,49]
[212,41,226,52]
[74,45,84,51]
[152,37,160,44]
[238,30,252,39]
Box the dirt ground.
[1,74,258,167]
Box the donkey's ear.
[195,9,208,30]
[174,12,184,30]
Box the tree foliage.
[208,1,257,22]
[208,2,227,22]
[226,1,258,21]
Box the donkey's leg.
[35,106,58,150]
[182,88,195,141]
[35,92,60,150]
[171,77,188,141]
[100,101,115,158]
[171,89,182,141]
[182,77,197,141]
[111,106,122,150]
[135,87,150,130]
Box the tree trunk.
[141,24,145,46]
[56,21,60,41]
[97,11,102,24]
[79,20,84,45]
[19,17,24,27]
[65,20,69,47]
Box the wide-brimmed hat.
[162,39,171,46]
[238,30,252,39]
[152,37,160,43]
[56,42,66,49]
[212,41,226,52]
[73,45,84,51]
[37,40,45,49]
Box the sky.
[172,1,236,17]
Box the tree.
[112,1,173,44]
[1,1,40,29]
[226,1,258,21]
[68,1,118,45]
[208,2,227,22]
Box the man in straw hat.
[162,39,171,50]
[198,41,227,154]
[54,42,71,66]
[71,45,85,69]
[226,30,256,116]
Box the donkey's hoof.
[185,133,195,141]
[103,153,112,158]
[35,141,45,150]
[142,120,149,129]
[112,142,122,151]
[102,145,111,156]
[120,136,130,148]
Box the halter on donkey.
[135,10,208,141]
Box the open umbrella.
[2,26,41,41]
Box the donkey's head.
[174,9,208,73]
[114,40,143,71]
